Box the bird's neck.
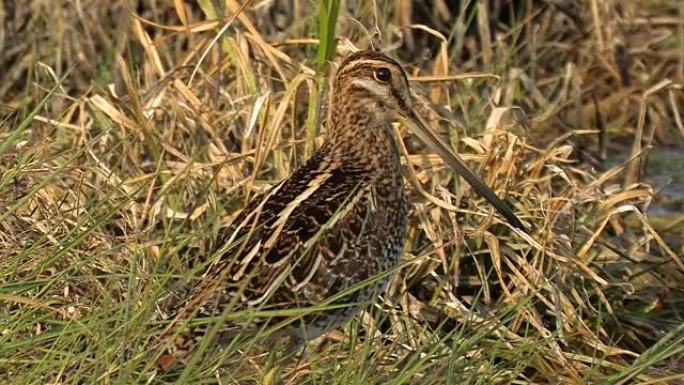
[324,100,402,178]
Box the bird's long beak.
[401,109,526,231]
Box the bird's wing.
[165,149,371,320]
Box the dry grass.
[1,1,683,384]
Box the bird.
[155,50,524,364]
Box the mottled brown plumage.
[156,50,523,360]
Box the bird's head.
[334,50,413,121]
[330,50,526,231]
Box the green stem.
[306,0,341,157]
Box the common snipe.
[157,50,524,360]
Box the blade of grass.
[305,0,341,157]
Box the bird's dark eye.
[374,67,392,82]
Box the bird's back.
[160,142,407,342]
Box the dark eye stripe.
[390,87,407,109]
[338,58,398,78]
